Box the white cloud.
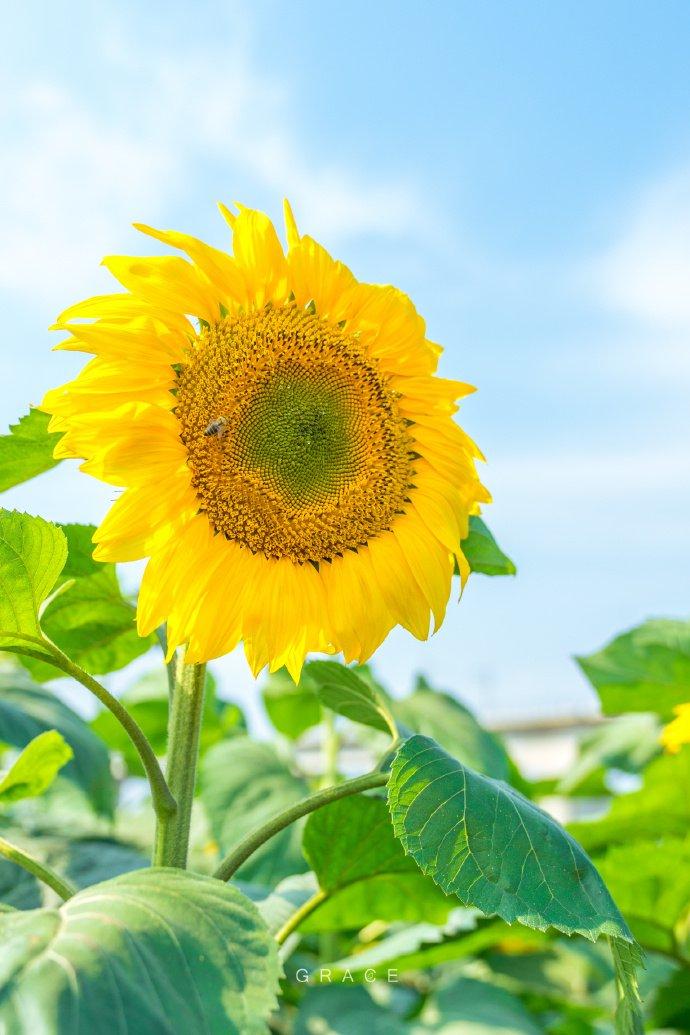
[0,16,426,306]
[0,81,171,302]
[590,164,690,329]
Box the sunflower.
[660,703,690,754]
[42,202,489,679]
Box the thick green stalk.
[214,770,389,882]
[0,835,76,902]
[154,660,207,868]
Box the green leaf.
[200,736,309,885]
[92,667,244,776]
[294,977,548,1035]
[0,730,72,804]
[300,795,456,933]
[294,986,408,1035]
[21,523,155,681]
[327,914,510,980]
[0,868,281,1033]
[418,976,544,1034]
[0,510,66,655]
[253,872,318,936]
[610,939,644,1035]
[557,714,661,796]
[395,681,510,780]
[570,747,690,852]
[49,836,147,895]
[388,735,632,940]
[262,667,322,739]
[461,516,516,577]
[651,966,690,1030]
[305,660,397,736]
[484,937,613,1004]
[0,673,115,816]
[576,618,690,719]
[388,736,642,1033]
[0,852,41,909]
[0,409,61,494]
[0,822,148,908]
[595,836,690,957]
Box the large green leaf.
[0,510,66,657]
[92,667,244,776]
[0,731,72,804]
[460,516,516,577]
[0,868,281,1033]
[388,736,631,941]
[21,523,155,681]
[0,673,115,816]
[0,409,61,494]
[395,681,510,780]
[200,737,309,885]
[388,736,641,1032]
[262,667,322,739]
[305,660,397,736]
[596,836,690,958]
[570,747,690,852]
[576,619,690,719]
[300,795,455,933]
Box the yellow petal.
[366,534,431,640]
[341,283,438,375]
[661,703,690,754]
[283,199,300,249]
[133,223,246,310]
[53,294,194,337]
[231,207,289,307]
[55,318,188,365]
[392,519,453,631]
[287,236,357,321]
[92,477,198,562]
[102,255,220,323]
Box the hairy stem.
[154,660,207,868]
[214,770,389,883]
[13,638,176,821]
[0,835,76,902]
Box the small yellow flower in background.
[660,703,690,753]
[42,202,489,680]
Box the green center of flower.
[234,364,360,506]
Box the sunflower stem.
[0,834,76,902]
[154,659,207,868]
[213,770,389,883]
[12,637,176,822]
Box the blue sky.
[2,0,689,726]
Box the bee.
[203,417,228,441]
